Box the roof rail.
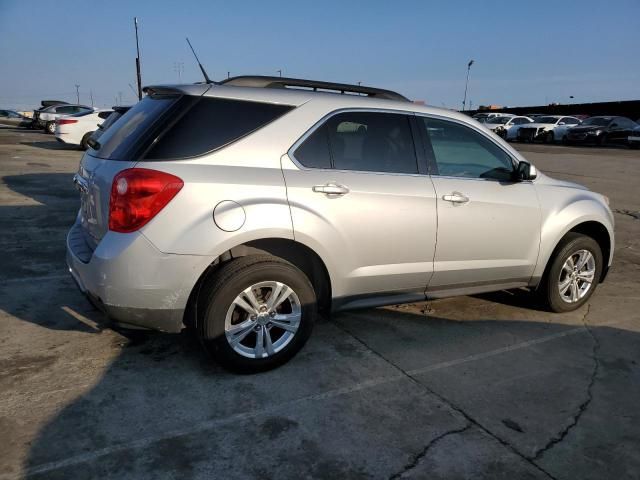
[219,75,409,102]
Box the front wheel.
[197,255,316,373]
[541,233,603,313]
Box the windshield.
[535,116,560,124]
[581,117,612,127]
[487,117,510,124]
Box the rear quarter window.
[144,97,294,160]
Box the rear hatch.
[74,87,201,248]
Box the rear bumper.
[66,217,212,333]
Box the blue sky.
[1,0,638,110]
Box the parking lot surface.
[1,128,639,480]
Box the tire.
[45,121,55,134]
[197,255,316,373]
[540,233,603,313]
[80,131,94,150]
[545,131,555,144]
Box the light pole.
[277,69,282,77]
[75,84,80,104]
[462,59,474,111]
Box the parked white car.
[38,104,94,134]
[516,115,581,143]
[55,109,113,149]
[484,116,534,140]
[472,112,515,123]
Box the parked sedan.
[566,116,639,146]
[629,124,640,149]
[0,110,31,128]
[87,105,131,145]
[54,109,113,149]
[472,112,514,123]
[517,115,581,143]
[37,104,94,134]
[484,116,534,140]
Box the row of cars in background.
[0,101,131,150]
[473,112,640,148]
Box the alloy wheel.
[224,281,301,359]
[557,249,596,303]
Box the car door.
[557,117,580,139]
[281,110,438,304]
[609,118,635,143]
[416,115,541,294]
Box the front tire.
[197,255,316,373]
[541,233,603,313]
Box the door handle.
[442,192,469,204]
[312,183,350,196]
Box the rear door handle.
[442,192,469,204]
[312,183,350,196]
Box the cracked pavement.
[1,131,639,479]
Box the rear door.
[282,110,437,301]
[417,115,541,293]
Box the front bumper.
[66,217,212,333]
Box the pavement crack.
[613,208,640,220]
[388,424,472,480]
[334,320,559,480]
[531,304,600,460]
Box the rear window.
[91,95,293,161]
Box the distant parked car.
[87,106,131,146]
[0,110,31,128]
[629,124,640,149]
[472,112,514,123]
[517,115,581,143]
[54,109,113,149]
[484,116,534,140]
[566,116,638,146]
[36,104,94,134]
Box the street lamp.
[462,59,474,112]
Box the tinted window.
[423,117,514,180]
[294,124,331,169]
[612,117,635,128]
[325,112,417,174]
[92,95,179,160]
[561,117,579,125]
[98,111,112,120]
[56,106,76,114]
[145,97,293,160]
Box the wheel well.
[541,221,611,286]
[183,239,332,329]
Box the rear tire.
[197,255,316,373]
[80,131,94,150]
[540,233,603,313]
[45,121,55,134]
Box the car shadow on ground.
[19,140,79,151]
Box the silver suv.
[67,76,614,372]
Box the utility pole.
[173,61,184,81]
[462,59,474,111]
[118,91,123,106]
[227,71,230,79]
[90,90,94,107]
[134,17,142,100]
[75,84,80,104]
[277,69,282,77]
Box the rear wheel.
[45,121,55,134]
[80,131,94,150]
[197,255,316,373]
[541,233,603,312]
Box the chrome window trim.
[287,107,426,177]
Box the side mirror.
[515,161,537,181]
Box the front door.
[282,110,437,303]
[417,115,541,293]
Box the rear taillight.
[57,119,78,125]
[109,168,183,233]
